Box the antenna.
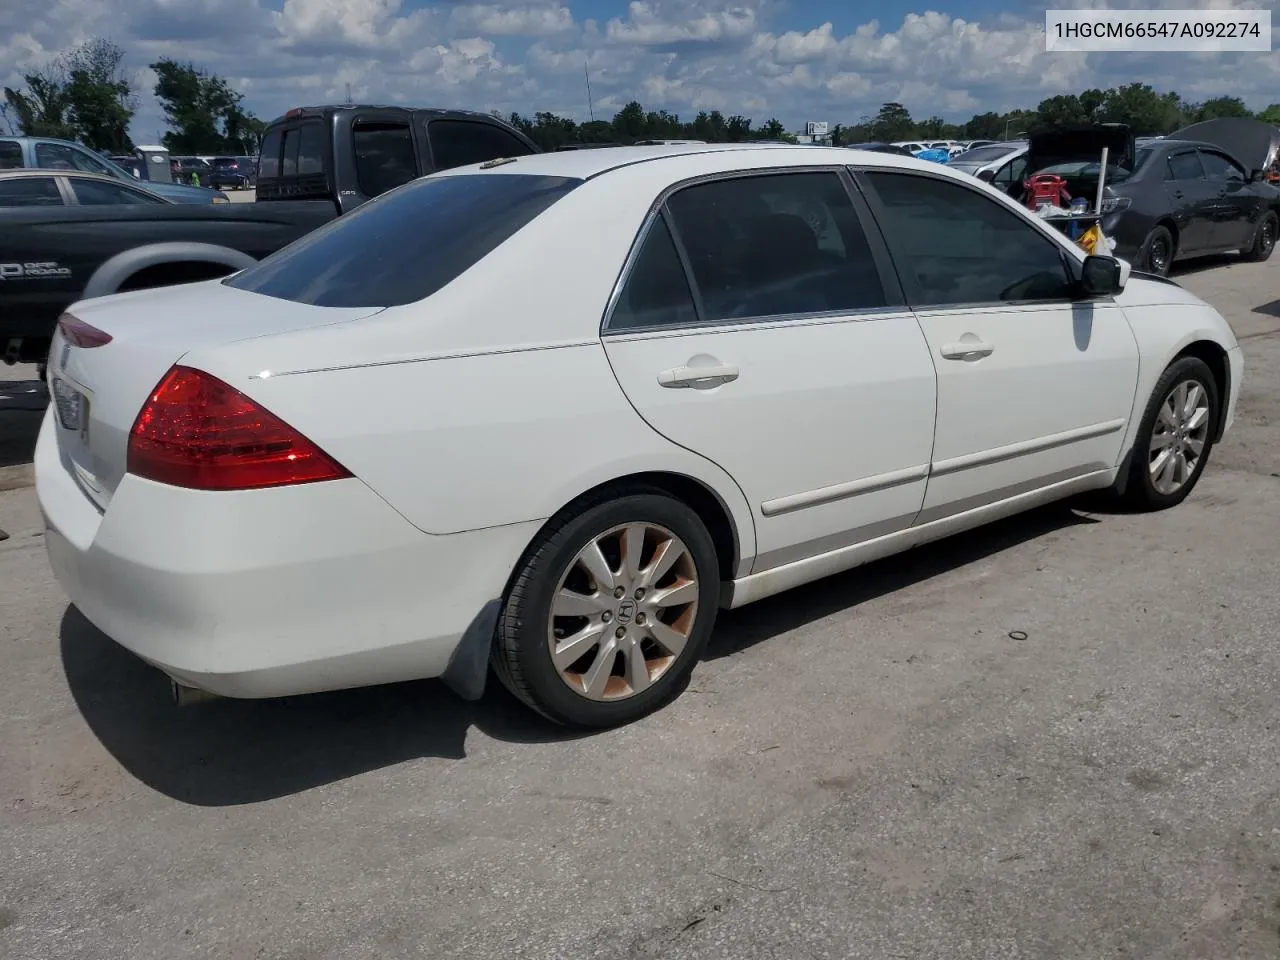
[584,61,595,123]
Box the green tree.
[3,61,75,140]
[1036,94,1087,129]
[63,39,135,151]
[725,115,752,142]
[1194,96,1252,122]
[1098,83,1182,135]
[151,58,251,154]
[870,101,913,142]
[1259,104,1280,126]
[756,118,787,140]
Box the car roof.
[0,168,138,185]
[431,142,985,184]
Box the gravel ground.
[1,255,1278,960]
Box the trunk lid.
[1026,123,1134,178]
[48,280,381,508]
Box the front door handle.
[939,341,994,361]
[1173,189,1184,199]
[657,362,740,389]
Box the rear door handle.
[939,341,994,361]
[657,362,740,389]
[1173,190,1184,199]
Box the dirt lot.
[1,257,1279,960]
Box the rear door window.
[71,178,166,205]
[225,173,581,307]
[427,120,534,172]
[1167,151,1204,181]
[661,171,887,322]
[0,177,64,206]
[352,122,418,197]
[259,128,283,179]
[0,141,23,169]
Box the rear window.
[954,145,1016,163]
[0,141,23,169]
[225,173,582,308]
[259,128,283,179]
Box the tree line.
[1,39,264,155]
[3,37,1278,157]
[508,85,1280,151]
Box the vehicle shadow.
[61,501,1097,807]
[0,378,47,469]
[1169,254,1236,277]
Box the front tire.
[493,490,720,728]
[1120,356,1220,511]
[1139,225,1175,276]
[1241,211,1277,263]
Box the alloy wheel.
[1149,237,1170,274]
[1261,217,1276,256]
[546,522,699,701]
[1148,379,1211,495]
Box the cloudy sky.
[2,0,1277,140]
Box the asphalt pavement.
[1,257,1279,960]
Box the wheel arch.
[81,242,258,300]
[1173,338,1230,442]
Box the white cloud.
[1,0,1276,143]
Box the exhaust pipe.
[170,679,222,707]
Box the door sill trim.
[930,419,1125,477]
[760,463,930,517]
[722,468,1115,608]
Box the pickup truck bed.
[0,202,332,364]
[2,104,539,366]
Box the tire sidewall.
[500,492,720,728]
[1249,211,1277,261]
[1141,226,1174,276]
[1128,356,1219,509]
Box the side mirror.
[976,168,995,183]
[1249,168,1265,183]
[1080,255,1123,296]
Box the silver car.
[948,141,1028,194]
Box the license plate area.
[51,374,88,435]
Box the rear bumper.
[36,410,535,698]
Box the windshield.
[226,173,582,308]
[953,145,1018,164]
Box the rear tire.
[493,489,720,728]
[1241,211,1277,263]
[1138,225,1175,276]
[1120,356,1219,511]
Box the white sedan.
[37,144,1243,729]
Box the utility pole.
[345,82,352,105]
[584,61,595,123]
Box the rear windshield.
[225,173,582,308]
[953,145,1017,163]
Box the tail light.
[127,365,351,491]
[58,314,113,348]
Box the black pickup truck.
[0,105,540,367]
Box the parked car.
[0,103,543,367]
[1016,128,1278,274]
[947,140,1029,191]
[844,142,915,156]
[0,169,172,207]
[37,143,1242,728]
[170,156,215,186]
[205,156,255,190]
[0,137,229,204]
